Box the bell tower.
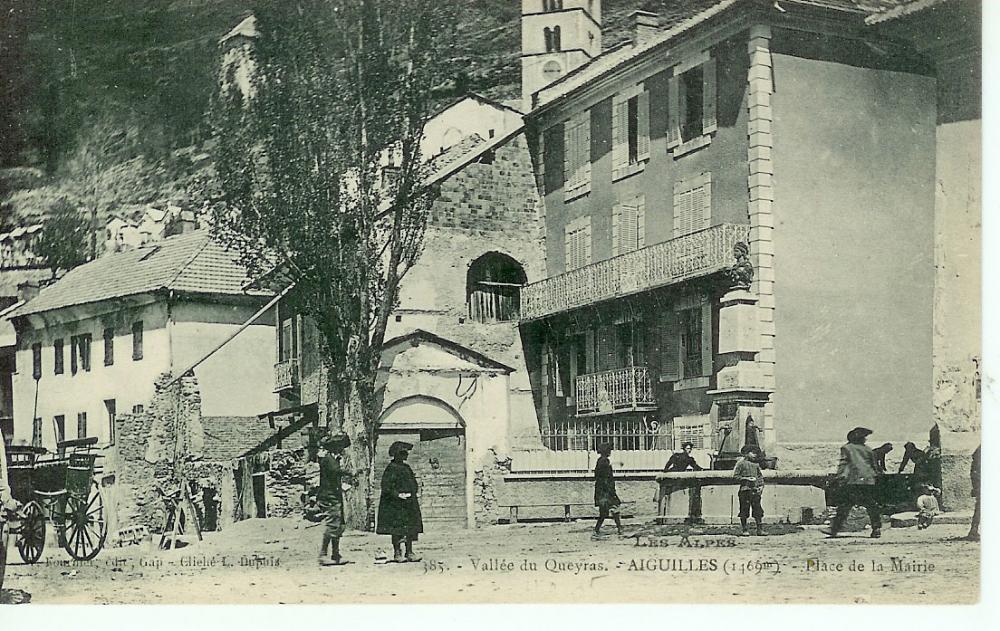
[521,0,602,111]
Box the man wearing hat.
[822,426,882,538]
[733,445,766,536]
[317,432,353,566]
[377,441,423,563]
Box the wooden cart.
[4,437,107,564]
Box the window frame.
[612,195,646,256]
[132,321,144,361]
[77,411,88,440]
[564,215,592,272]
[563,111,592,200]
[104,327,115,366]
[672,172,712,238]
[54,338,64,375]
[667,51,718,157]
[611,84,650,181]
[31,342,42,380]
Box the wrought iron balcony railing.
[520,223,751,321]
[575,366,656,416]
[273,358,299,392]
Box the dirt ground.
[0,517,980,605]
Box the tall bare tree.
[212,0,454,528]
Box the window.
[673,172,712,238]
[77,412,88,440]
[31,342,41,380]
[544,26,561,52]
[54,415,65,445]
[543,0,563,11]
[132,321,143,360]
[32,417,42,447]
[672,414,712,449]
[612,196,646,256]
[105,399,116,445]
[467,253,527,323]
[563,111,592,199]
[132,404,144,414]
[612,85,650,180]
[71,334,92,373]
[564,216,592,271]
[660,298,712,383]
[278,316,298,362]
[679,307,703,380]
[667,52,717,152]
[104,327,115,366]
[54,338,64,375]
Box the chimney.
[632,10,659,47]
[178,210,198,234]
[17,281,40,304]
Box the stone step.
[889,509,974,528]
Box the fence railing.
[520,223,750,320]
[575,366,655,416]
[273,358,298,392]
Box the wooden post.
[182,483,203,542]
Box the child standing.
[733,446,766,536]
[916,484,940,530]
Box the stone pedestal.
[937,430,980,511]
[709,289,774,459]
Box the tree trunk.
[325,367,379,531]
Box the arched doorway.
[376,396,468,528]
[466,252,527,323]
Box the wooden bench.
[499,501,637,524]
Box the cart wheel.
[63,481,106,561]
[16,501,45,564]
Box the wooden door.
[375,428,467,528]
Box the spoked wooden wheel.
[62,481,106,561]
[16,501,45,564]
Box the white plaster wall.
[170,301,277,417]
[422,99,523,158]
[13,302,171,447]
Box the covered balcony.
[273,358,299,392]
[520,223,750,321]
[575,366,656,416]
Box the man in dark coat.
[822,427,883,539]
[594,443,623,537]
[317,433,352,566]
[664,441,704,523]
[377,441,423,563]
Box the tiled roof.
[532,0,915,110]
[13,230,270,318]
[865,0,950,23]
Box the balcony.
[575,366,656,416]
[520,223,751,321]
[273,358,299,392]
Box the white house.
[8,229,276,449]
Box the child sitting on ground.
[916,484,939,529]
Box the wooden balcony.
[273,358,299,392]
[520,223,751,321]
[575,366,656,416]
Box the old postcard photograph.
[0,0,985,612]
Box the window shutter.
[701,174,712,228]
[612,97,628,179]
[564,225,572,271]
[563,121,574,191]
[612,204,621,256]
[667,75,681,149]
[701,300,713,377]
[702,56,718,134]
[583,219,592,266]
[585,330,595,374]
[637,90,650,161]
[597,325,615,372]
[581,115,592,187]
[637,195,646,249]
[660,311,680,381]
[673,188,694,238]
[620,203,638,253]
[692,186,706,233]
